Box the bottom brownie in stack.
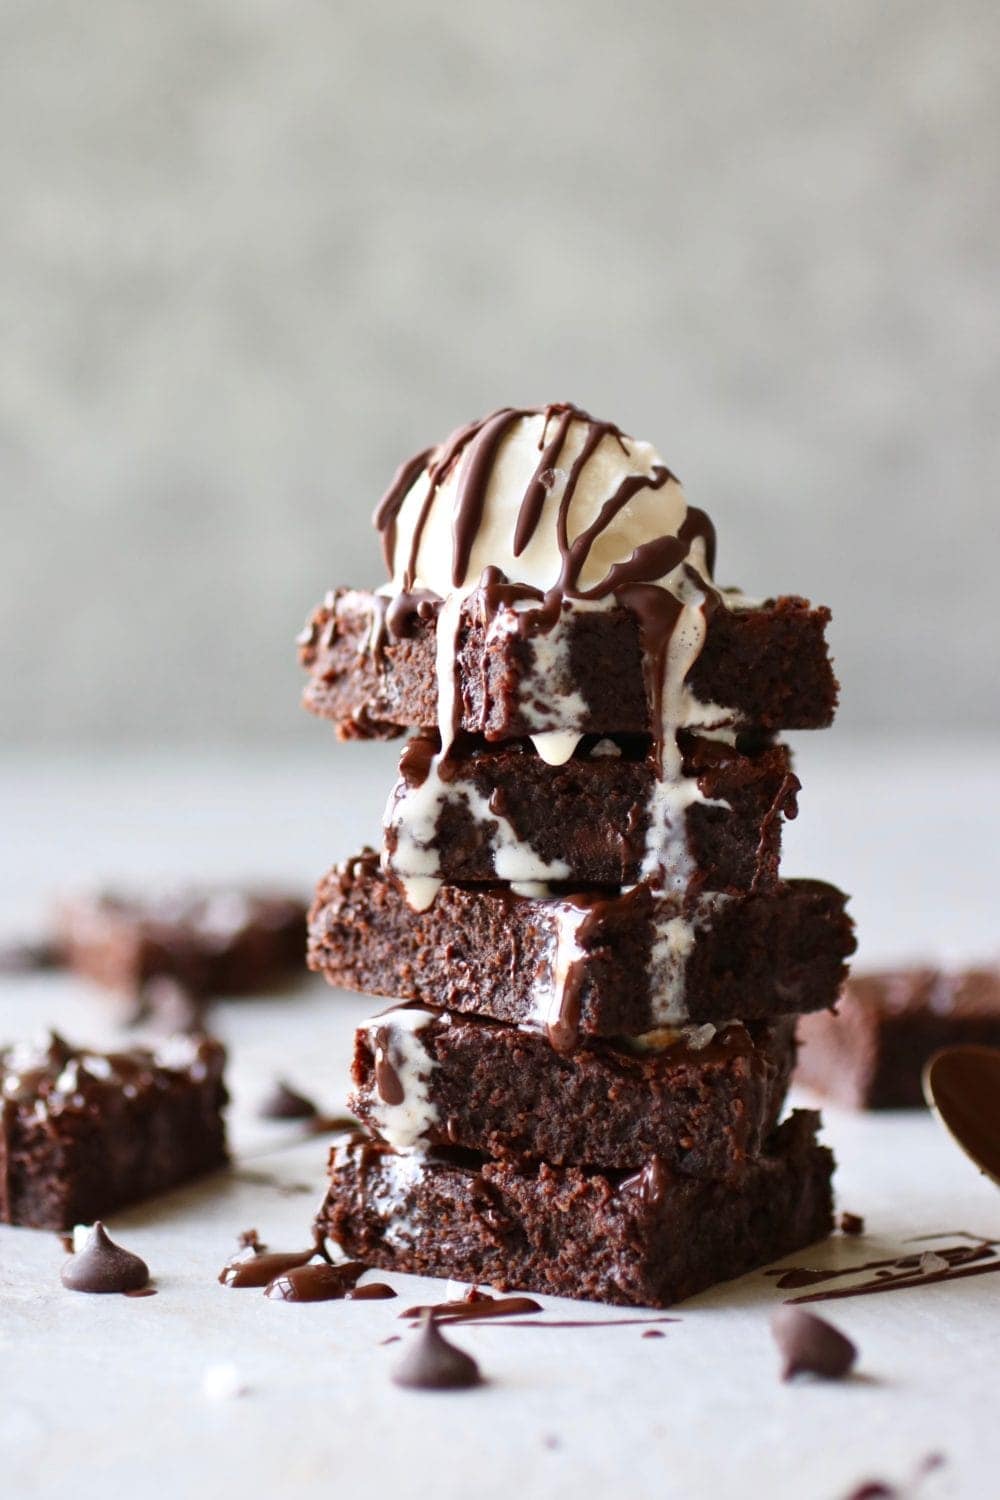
[313,1004,833,1307]
[317,1112,831,1309]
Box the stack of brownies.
[301,403,855,1306]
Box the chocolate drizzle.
[374,447,436,575]
[400,1292,543,1324]
[765,1237,1000,1303]
[373,1026,405,1105]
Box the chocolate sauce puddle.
[219,1244,327,1289]
[265,1260,367,1302]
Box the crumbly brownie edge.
[307,855,856,1037]
[384,735,798,892]
[350,1010,797,1174]
[300,589,838,739]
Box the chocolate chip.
[61,1222,150,1294]
[391,1311,483,1390]
[771,1306,857,1380]
[839,1211,865,1236]
[257,1079,318,1120]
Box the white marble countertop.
[2,737,998,1500]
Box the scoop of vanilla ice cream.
[388,410,701,597]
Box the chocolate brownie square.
[308,852,856,1043]
[351,1006,796,1176]
[0,1032,228,1229]
[299,588,838,741]
[796,967,1000,1109]
[384,732,799,893]
[316,1111,834,1308]
[57,887,306,1017]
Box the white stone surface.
[0,740,998,1500]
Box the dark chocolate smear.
[621,1154,670,1209]
[401,1293,542,1324]
[346,1282,397,1301]
[766,1238,1000,1304]
[771,1306,857,1380]
[219,1245,320,1289]
[373,1026,405,1106]
[61,1222,150,1295]
[391,1311,483,1390]
[257,1079,318,1121]
[264,1260,367,1302]
[373,447,435,575]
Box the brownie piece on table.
[351,1006,796,1176]
[384,732,799,893]
[0,1032,228,1230]
[316,1110,833,1308]
[308,852,856,1043]
[57,887,306,1016]
[300,588,838,741]
[796,966,1000,1109]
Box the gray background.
[3,0,998,746]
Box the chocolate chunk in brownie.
[796,966,1000,1109]
[0,1032,228,1229]
[308,852,856,1043]
[315,1110,834,1308]
[351,1006,796,1175]
[299,589,838,741]
[384,732,798,892]
[57,887,306,1014]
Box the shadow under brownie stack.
[301,403,855,1307]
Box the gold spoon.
[923,1045,1000,1188]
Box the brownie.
[316,1110,833,1308]
[308,852,856,1043]
[351,1006,796,1176]
[299,588,838,740]
[0,1032,228,1230]
[796,966,1000,1109]
[385,732,799,892]
[57,887,307,1015]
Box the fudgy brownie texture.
[796,967,1000,1109]
[299,589,838,740]
[351,1008,796,1175]
[308,852,856,1040]
[58,887,307,1013]
[317,1110,834,1308]
[385,732,799,892]
[0,1033,228,1230]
